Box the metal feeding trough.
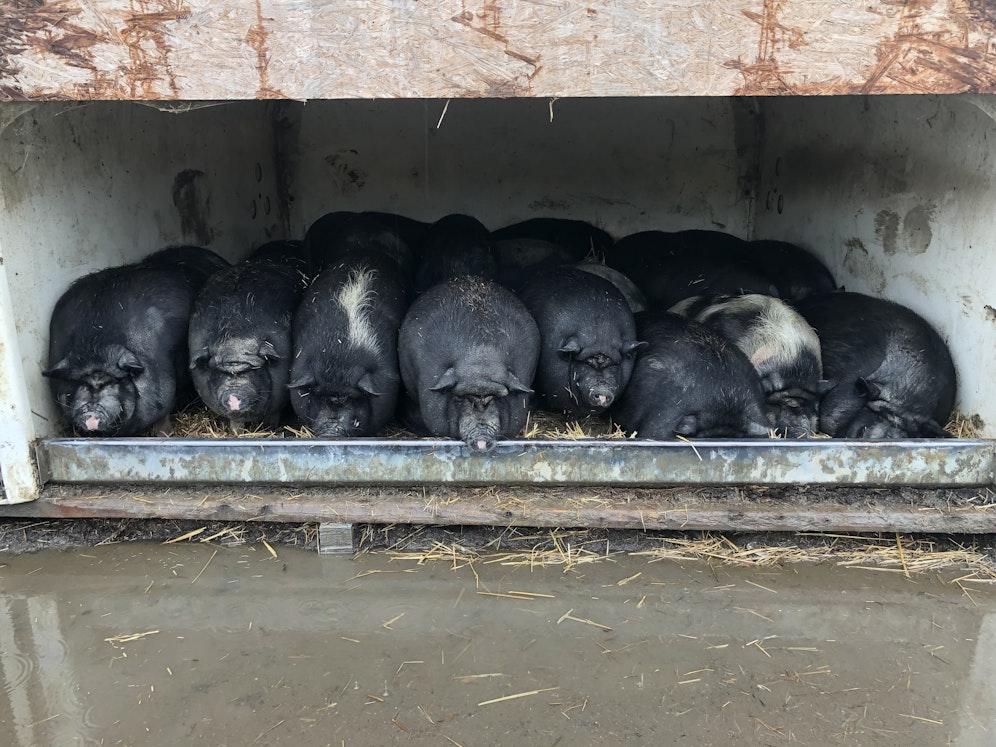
[35,438,996,489]
[2,3,996,537]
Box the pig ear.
[258,341,281,362]
[505,370,534,394]
[744,420,772,438]
[189,348,210,370]
[117,349,145,375]
[287,373,316,390]
[816,378,837,395]
[357,372,381,397]
[919,419,951,438]
[622,340,647,356]
[855,377,881,400]
[429,368,458,392]
[673,414,698,437]
[557,337,582,357]
[42,358,77,380]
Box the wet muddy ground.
[2,535,996,746]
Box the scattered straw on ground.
[946,411,983,439]
[377,527,996,579]
[170,404,310,439]
[161,403,982,440]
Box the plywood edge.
[4,2,996,100]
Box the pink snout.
[227,394,242,412]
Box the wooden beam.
[1,484,994,534]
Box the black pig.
[519,267,644,417]
[612,312,770,439]
[671,294,831,436]
[607,230,774,309]
[188,250,307,431]
[246,239,309,274]
[795,292,956,438]
[399,276,540,451]
[570,262,647,313]
[140,244,229,280]
[44,247,224,436]
[309,213,415,281]
[414,214,496,293]
[495,238,577,290]
[746,239,837,301]
[289,251,409,437]
[491,217,613,260]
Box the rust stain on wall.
[450,4,542,95]
[245,0,284,99]
[0,0,98,100]
[115,1,190,98]
[860,0,996,94]
[0,0,194,100]
[726,0,810,95]
[726,0,996,96]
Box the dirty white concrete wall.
[754,94,996,434]
[289,97,756,238]
[0,102,281,448]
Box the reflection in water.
[0,595,94,746]
[0,542,994,747]
[956,613,996,747]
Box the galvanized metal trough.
[6,436,991,537]
[36,437,996,489]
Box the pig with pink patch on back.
[44,246,228,436]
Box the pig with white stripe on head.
[670,293,832,437]
[289,250,409,437]
[399,276,540,452]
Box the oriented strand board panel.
[3,1,996,100]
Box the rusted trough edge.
[1,485,995,534]
[34,438,996,488]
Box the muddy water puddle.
[2,543,996,746]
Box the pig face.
[759,369,833,437]
[559,338,643,412]
[612,313,771,440]
[822,378,949,439]
[764,388,822,438]
[44,345,149,436]
[424,367,533,452]
[288,362,396,438]
[190,341,286,426]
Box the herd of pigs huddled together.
[44,212,957,450]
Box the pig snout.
[458,396,501,452]
[73,408,118,436]
[314,423,351,438]
[588,388,614,408]
[226,393,242,412]
[465,430,498,453]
